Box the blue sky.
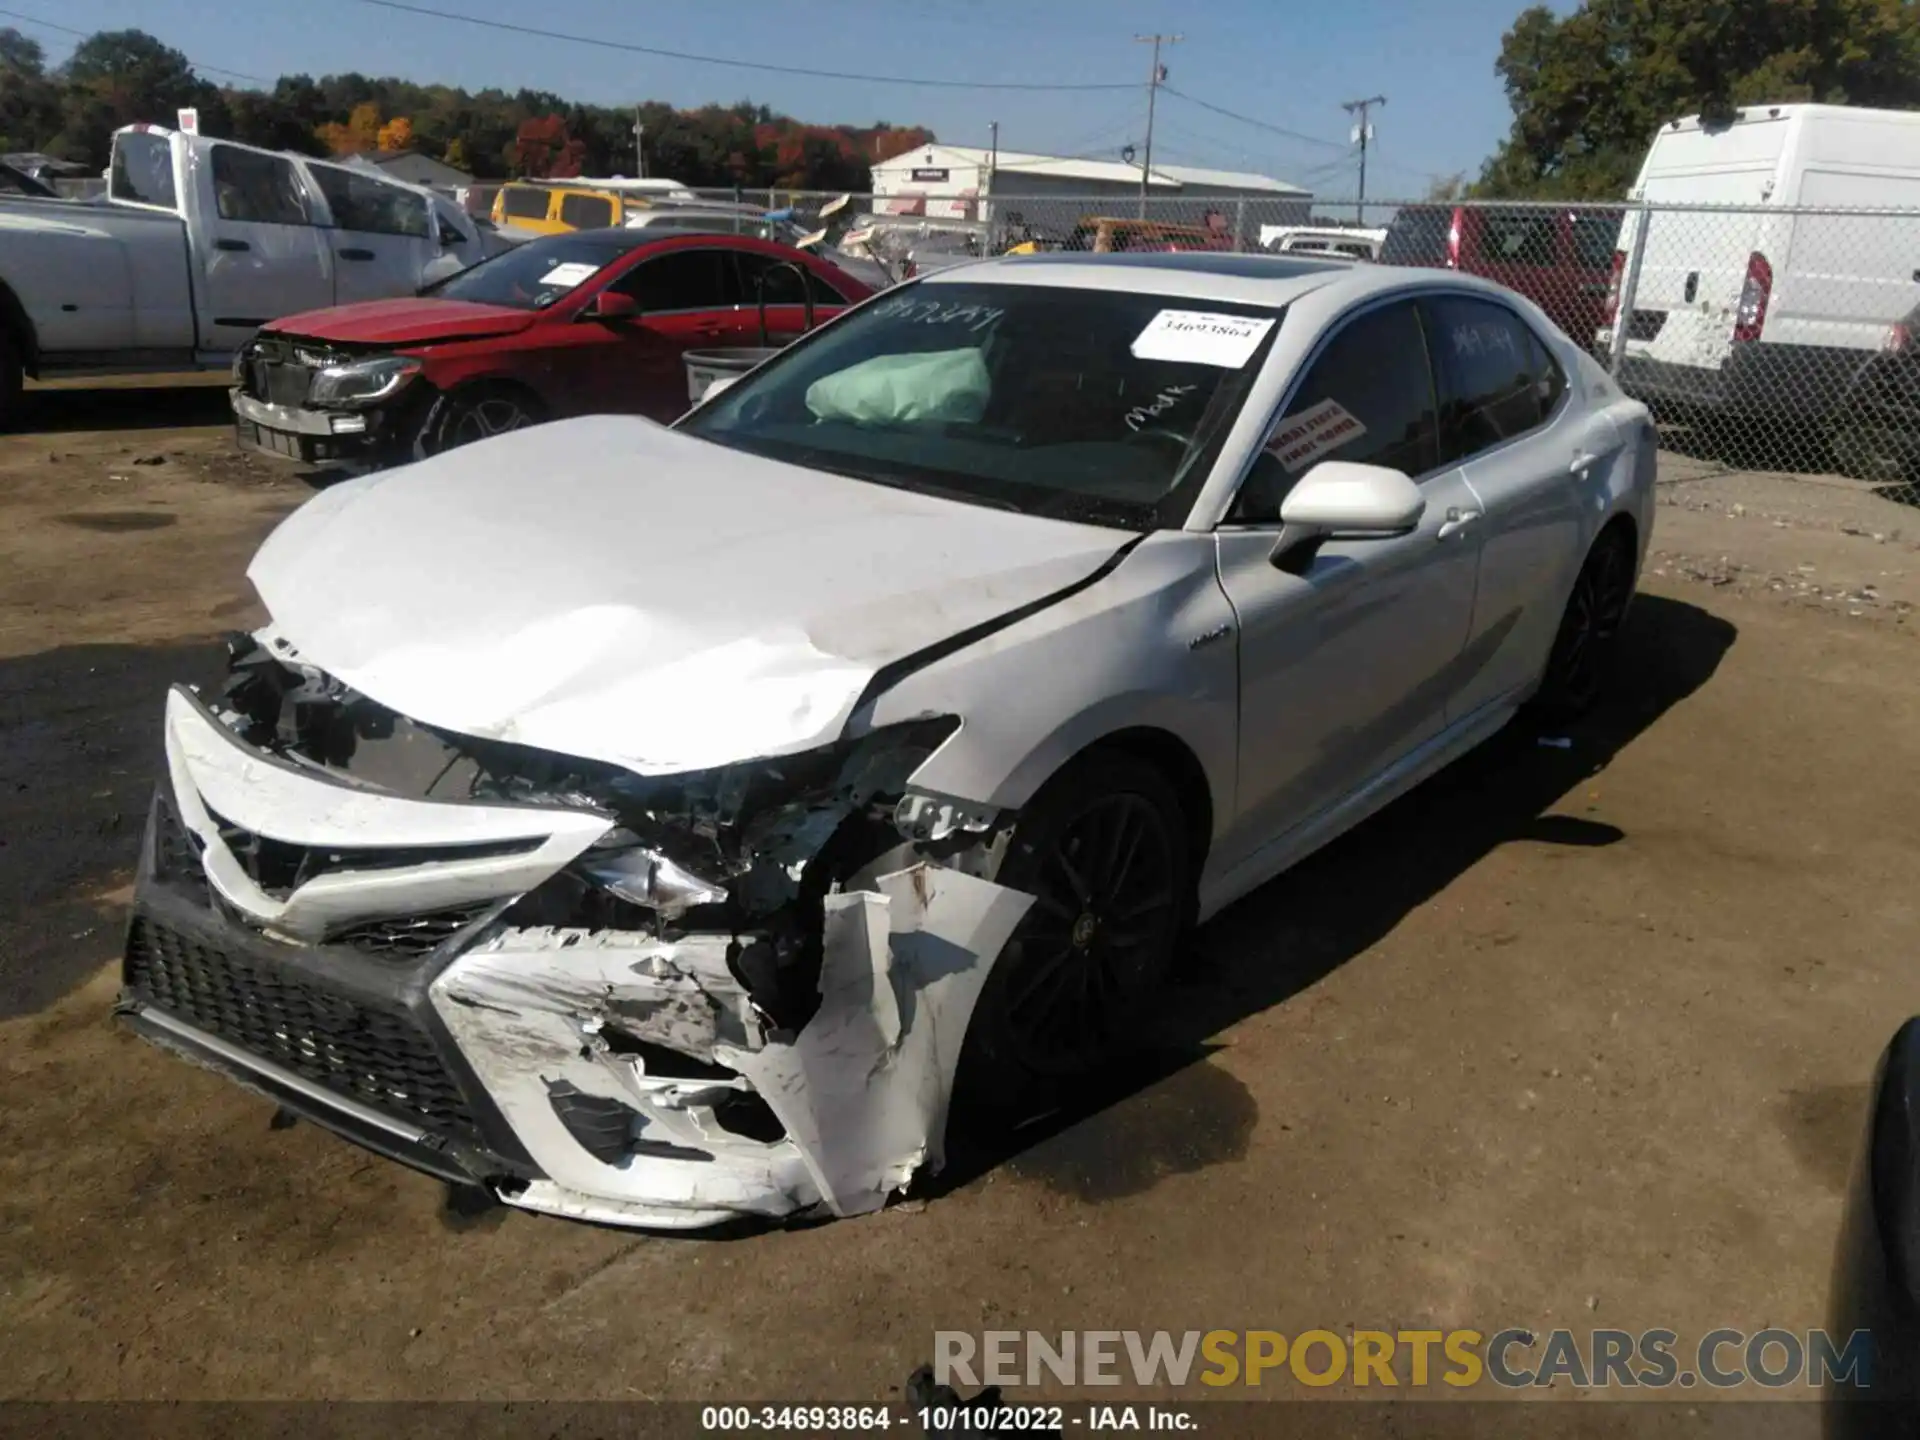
[7,0,1569,198]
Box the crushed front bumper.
[118,685,1030,1229]
[230,391,411,471]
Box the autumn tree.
[1479,0,1920,198]
[513,113,584,177]
[377,115,413,151]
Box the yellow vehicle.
[490,183,637,234]
[1065,216,1226,253]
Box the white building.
[869,143,1313,232]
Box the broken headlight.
[578,835,729,920]
[309,355,423,408]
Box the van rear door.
[1620,119,1787,373]
[1778,170,1920,356]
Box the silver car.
[120,253,1655,1230]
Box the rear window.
[559,192,615,229]
[110,132,178,208]
[1381,208,1451,266]
[500,186,550,220]
[1480,211,1557,266]
[1571,212,1621,269]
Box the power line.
[1158,85,1350,153]
[0,6,271,82]
[1161,83,1441,181]
[350,0,1139,91]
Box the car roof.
[920,251,1527,311]
[920,251,1351,305]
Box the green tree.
[53,29,211,165]
[1479,0,1920,198]
[0,27,62,152]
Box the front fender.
[868,530,1238,842]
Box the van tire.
[0,330,23,433]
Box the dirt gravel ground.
[1,380,1917,1407]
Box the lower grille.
[151,794,209,904]
[246,358,313,407]
[124,915,476,1137]
[331,906,494,960]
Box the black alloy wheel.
[954,751,1190,1124]
[1537,526,1635,718]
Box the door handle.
[1580,282,1610,295]
[338,247,376,261]
[214,238,250,252]
[1437,507,1481,540]
[1571,451,1601,474]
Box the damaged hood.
[266,297,539,346]
[248,415,1130,776]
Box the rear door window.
[733,251,849,305]
[559,192,615,229]
[500,186,550,221]
[610,248,738,312]
[1422,294,1565,459]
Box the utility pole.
[632,106,646,179]
[1134,33,1181,219]
[987,119,998,230]
[1341,95,1385,223]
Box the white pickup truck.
[0,124,495,427]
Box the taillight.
[1885,321,1912,354]
[1734,251,1772,343]
[1602,251,1625,326]
[902,259,918,279]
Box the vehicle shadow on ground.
[22,382,233,435]
[0,639,226,1021]
[937,592,1738,1203]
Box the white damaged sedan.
[120,253,1655,1229]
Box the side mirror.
[586,290,640,321]
[1271,460,1425,568]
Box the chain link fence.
[645,187,1920,508]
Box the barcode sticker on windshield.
[1268,398,1368,473]
[538,262,600,288]
[1130,310,1275,368]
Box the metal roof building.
[869,143,1313,231]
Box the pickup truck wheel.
[423,384,545,455]
[951,750,1190,1129]
[0,331,22,433]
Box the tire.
[1532,525,1636,721]
[952,750,1192,1127]
[1829,422,1913,487]
[0,329,23,434]
[420,384,545,456]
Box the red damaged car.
[230,228,871,469]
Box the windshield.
[420,234,634,310]
[679,281,1283,530]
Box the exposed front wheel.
[421,385,545,456]
[1533,525,1636,720]
[953,751,1191,1126]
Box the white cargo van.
[1600,103,1920,421]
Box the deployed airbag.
[806,349,991,426]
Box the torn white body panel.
[720,866,1032,1216]
[245,416,1128,776]
[163,685,610,940]
[424,865,1031,1225]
